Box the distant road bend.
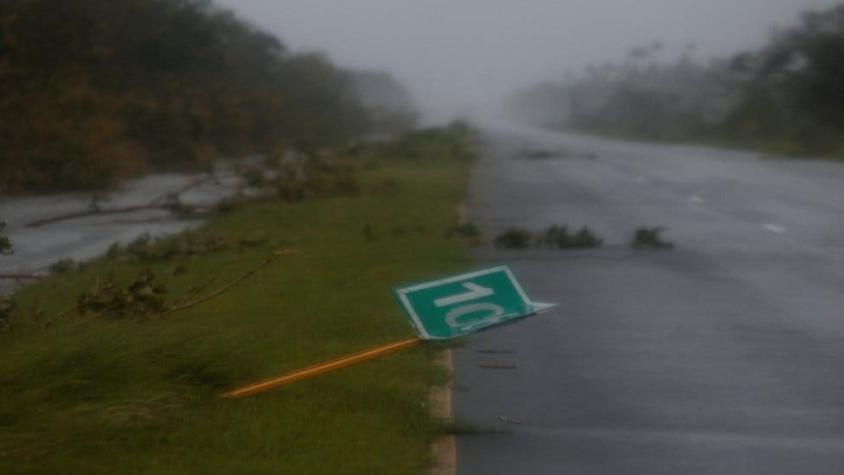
[454,123,844,474]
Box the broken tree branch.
[42,249,298,328]
[165,249,299,315]
[27,204,173,228]
[26,174,220,228]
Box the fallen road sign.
[221,266,555,398]
[394,265,555,340]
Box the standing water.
[0,170,243,296]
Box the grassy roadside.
[0,129,473,474]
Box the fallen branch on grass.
[164,249,299,315]
[42,249,299,328]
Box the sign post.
[222,265,554,398]
[394,265,555,340]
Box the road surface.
[454,123,844,474]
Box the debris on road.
[540,225,603,249]
[516,147,597,161]
[494,227,533,249]
[631,227,675,250]
[494,225,605,250]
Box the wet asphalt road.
[454,123,844,474]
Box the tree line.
[0,0,412,193]
[505,5,844,158]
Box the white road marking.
[763,224,787,234]
[689,195,704,204]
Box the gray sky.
[219,0,842,120]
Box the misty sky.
[219,0,842,120]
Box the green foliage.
[0,220,11,255]
[108,230,266,262]
[241,126,477,205]
[631,227,675,250]
[49,258,78,275]
[571,226,604,248]
[718,6,844,155]
[76,270,167,319]
[539,225,568,247]
[372,123,478,162]
[233,149,369,204]
[540,225,604,249]
[494,227,533,249]
[506,53,733,142]
[506,5,844,158]
[495,225,604,250]
[273,168,362,202]
[0,0,374,192]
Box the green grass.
[0,138,472,474]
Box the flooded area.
[0,170,242,295]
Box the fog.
[220,0,839,121]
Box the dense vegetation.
[349,70,418,136]
[505,5,844,158]
[0,0,386,193]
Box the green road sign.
[394,265,556,340]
